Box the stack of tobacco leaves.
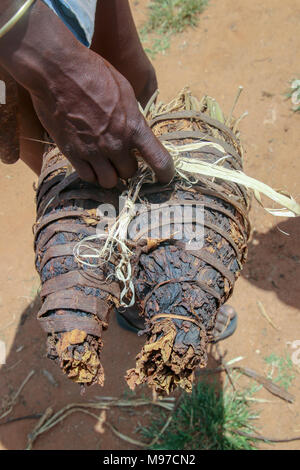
[34,89,254,394]
[125,89,251,394]
[34,147,121,387]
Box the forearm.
[0,1,26,23]
[0,1,88,98]
[91,0,156,104]
[0,0,174,185]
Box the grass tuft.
[264,353,296,391]
[143,0,208,34]
[140,380,259,450]
[140,0,208,58]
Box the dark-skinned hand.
[0,1,174,187]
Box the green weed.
[264,352,296,391]
[140,0,208,58]
[140,380,259,450]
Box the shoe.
[116,304,237,342]
[211,305,237,343]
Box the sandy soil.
[0,0,299,450]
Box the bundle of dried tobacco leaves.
[125,89,251,394]
[34,147,121,387]
[34,88,299,394]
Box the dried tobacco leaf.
[125,89,251,395]
[35,89,251,395]
[35,147,121,386]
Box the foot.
[211,305,237,343]
[116,305,145,333]
[116,304,238,342]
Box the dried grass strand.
[74,88,300,306]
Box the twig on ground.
[25,397,175,450]
[233,430,300,443]
[5,360,22,371]
[0,370,35,420]
[197,363,294,403]
[234,366,295,403]
[216,344,237,392]
[0,414,42,426]
[257,300,280,330]
[106,422,148,447]
[148,413,173,448]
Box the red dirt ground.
[0,0,299,450]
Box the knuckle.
[99,174,118,189]
[128,114,146,140]
[108,139,123,154]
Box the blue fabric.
[42,0,97,47]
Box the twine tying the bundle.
[74,88,300,307]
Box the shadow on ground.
[0,297,224,450]
[242,217,300,310]
[1,218,298,450]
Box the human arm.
[0,1,174,187]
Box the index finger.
[133,118,175,184]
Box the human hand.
[31,50,174,188]
[0,1,174,187]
